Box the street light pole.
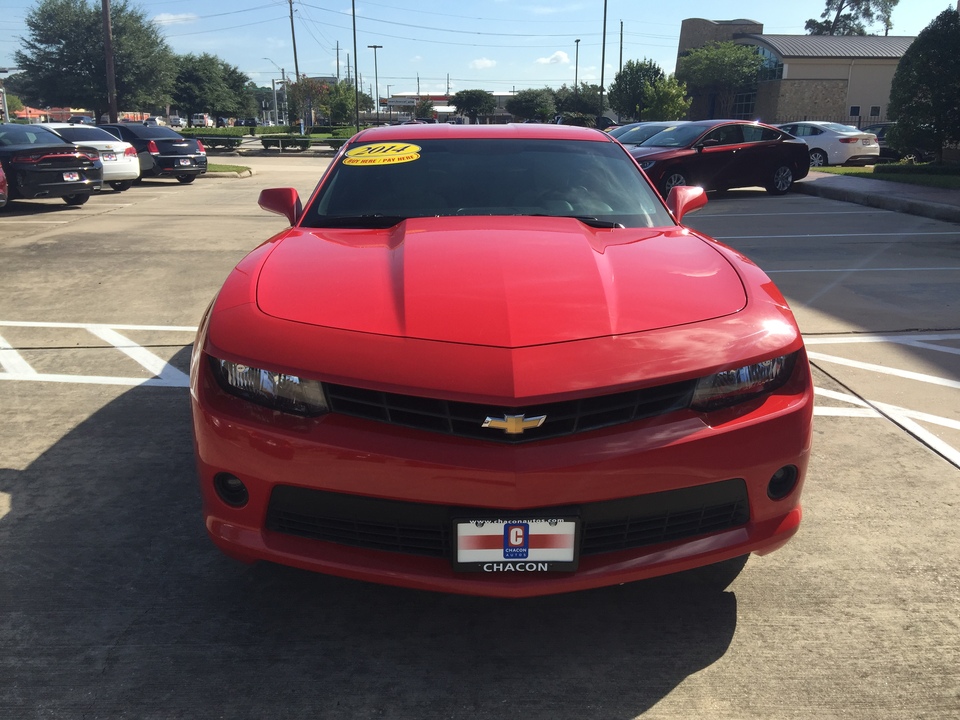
[574,39,580,90]
[368,44,382,125]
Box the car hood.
[255,216,746,348]
[628,146,680,160]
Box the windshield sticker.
[343,143,421,166]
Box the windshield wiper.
[314,214,406,228]
[532,215,624,229]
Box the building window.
[755,46,783,82]
[732,91,756,119]
[849,105,861,117]
[870,106,881,117]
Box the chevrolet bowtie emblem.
[482,413,547,434]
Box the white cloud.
[470,58,497,70]
[536,51,569,65]
[152,13,197,26]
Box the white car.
[39,123,141,191]
[777,121,879,167]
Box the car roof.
[351,123,614,143]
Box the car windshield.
[0,125,69,147]
[301,138,673,229]
[637,124,707,148]
[53,127,120,142]
[614,123,681,145]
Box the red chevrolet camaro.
[190,123,813,597]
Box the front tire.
[660,169,689,197]
[176,174,196,184]
[109,180,133,192]
[809,149,828,167]
[63,194,89,206]
[766,164,794,195]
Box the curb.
[793,177,960,224]
[201,169,256,179]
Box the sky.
[0,0,955,99]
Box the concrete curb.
[793,176,960,224]
[201,169,256,179]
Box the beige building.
[677,18,915,126]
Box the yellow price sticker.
[343,143,422,166]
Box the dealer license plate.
[102,152,117,162]
[453,517,579,573]
[62,171,79,181]
[178,158,192,166]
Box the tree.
[287,75,331,128]
[326,81,356,125]
[642,75,691,121]
[887,8,960,163]
[607,60,664,122]
[505,89,555,122]
[413,97,433,119]
[15,0,174,119]
[805,0,900,36]
[451,89,495,123]
[676,42,763,119]
[553,82,602,116]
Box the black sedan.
[0,123,102,206]
[628,119,810,196]
[98,123,207,183]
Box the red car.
[191,123,813,597]
[627,119,810,197]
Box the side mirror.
[665,185,707,223]
[258,188,302,226]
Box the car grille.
[325,380,696,443]
[265,479,750,559]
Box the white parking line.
[768,267,960,274]
[807,351,960,389]
[0,333,36,374]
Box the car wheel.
[62,194,89,206]
[109,180,133,192]
[176,174,196,184]
[660,170,688,196]
[809,149,828,167]
[766,164,794,195]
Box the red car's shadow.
[0,346,737,718]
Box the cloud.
[470,58,497,70]
[536,51,570,65]
[151,13,197,26]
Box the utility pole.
[288,0,300,80]
[368,44,382,125]
[101,0,118,122]
[351,0,359,131]
[574,39,580,89]
[336,42,341,82]
[619,21,623,73]
[599,0,608,121]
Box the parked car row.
[612,119,811,196]
[0,121,208,210]
[775,121,879,166]
[0,123,103,207]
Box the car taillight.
[838,138,859,144]
[196,140,206,154]
[13,153,43,164]
[147,140,160,154]
[79,151,99,162]
[124,147,137,157]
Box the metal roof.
[738,34,915,59]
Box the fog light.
[214,472,249,507]
[767,465,799,500]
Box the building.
[677,18,914,126]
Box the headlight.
[690,353,797,411]
[638,160,656,170]
[210,357,329,416]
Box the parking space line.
[0,333,36,375]
[0,372,188,387]
[87,325,190,385]
[808,351,960,389]
[768,266,960,274]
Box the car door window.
[703,125,744,146]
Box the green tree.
[326,81,355,125]
[412,97,432,118]
[642,75,691,121]
[15,0,174,119]
[553,82,601,116]
[676,42,763,118]
[287,75,331,129]
[805,0,900,36]
[607,59,664,122]
[887,8,960,163]
[505,88,555,122]
[451,89,495,123]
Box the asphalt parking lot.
[1,158,958,719]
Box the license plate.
[102,152,117,162]
[453,517,579,572]
[178,158,192,166]
[63,171,79,181]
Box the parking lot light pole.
[368,45,382,125]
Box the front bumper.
[192,352,813,597]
